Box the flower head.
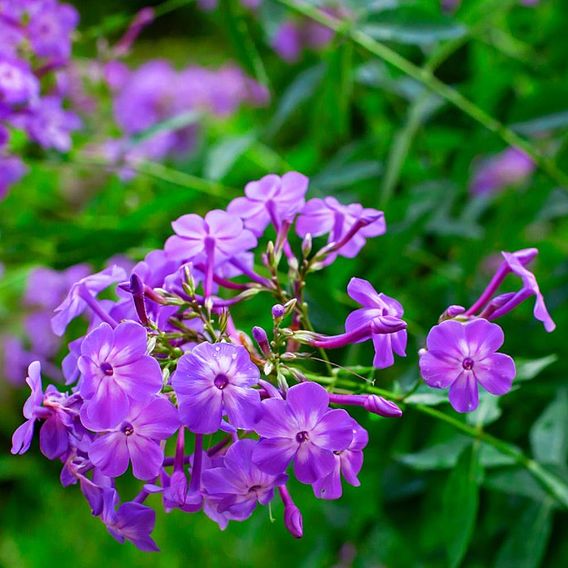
[297,197,386,262]
[172,342,261,434]
[78,321,163,429]
[419,319,516,413]
[345,278,407,369]
[87,396,179,480]
[227,172,309,236]
[253,382,354,484]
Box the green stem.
[306,373,568,509]
[274,0,568,188]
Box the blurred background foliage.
[0,0,567,566]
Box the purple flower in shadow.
[202,439,287,521]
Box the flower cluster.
[11,171,554,550]
[94,59,268,178]
[0,0,81,199]
[419,248,555,412]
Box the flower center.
[462,357,475,371]
[213,373,229,390]
[121,422,134,436]
[248,484,262,494]
[295,431,309,444]
[100,362,114,376]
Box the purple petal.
[89,433,130,478]
[114,502,159,552]
[475,353,516,396]
[131,397,180,439]
[253,437,297,475]
[312,459,342,500]
[254,398,296,438]
[419,350,459,389]
[449,372,479,413]
[39,416,69,460]
[463,319,504,359]
[11,419,35,455]
[372,334,395,369]
[223,386,261,430]
[425,320,465,360]
[347,277,382,307]
[128,436,164,480]
[311,409,354,451]
[81,381,130,430]
[286,382,330,430]
[178,387,223,434]
[293,443,336,484]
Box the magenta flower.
[296,197,386,261]
[87,396,179,480]
[419,319,516,413]
[313,419,368,500]
[253,382,354,484]
[51,265,126,336]
[78,321,163,429]
[202,439,287,521]
[345,278,407,369]
[172,342,261,434]
[101,489,159,552]
[227,172,309,236]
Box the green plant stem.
[306,373,568,510]
[274,0,568,189]
[64,155,236,198]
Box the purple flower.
[27,1,79,60]
[165,210,256,296]
[253,382,354,484]
[172,342,261,434]
[227,172,309,236]
[11,361,79,459]
[0,154,26,199]
[202,439,287,521]
[345,278,407,369]
[23,96,81,152]
[165,210,257,263]
[313,419,368,500]
[272,21,302,62]
[101,489,159,552]
[51,265,126,336]
[87,396,179,480]
[296,197,386,261]
[419,319,516,413]
[78,321,163,429]
[0,57,39,106]
[470,147,534,196]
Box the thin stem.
[274,0,568,188]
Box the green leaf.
[398,437,470,471]
[515,355,558,382]
[495,500,554,568]
[266,64,325,136]
[405,384,449,406]
[484,468,549,502]
[443,444,483,568]
[131,110,201,145]
[530,389,568,465]
[362,21,466,46]
[204,134,255,180]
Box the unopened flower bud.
[284,503,303,539]
[272,303,285,320]
[439,305,466,322]
[252,326,271,357]
[364,395,402,418]
[301,233,312,258]
[370,315,407,334]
